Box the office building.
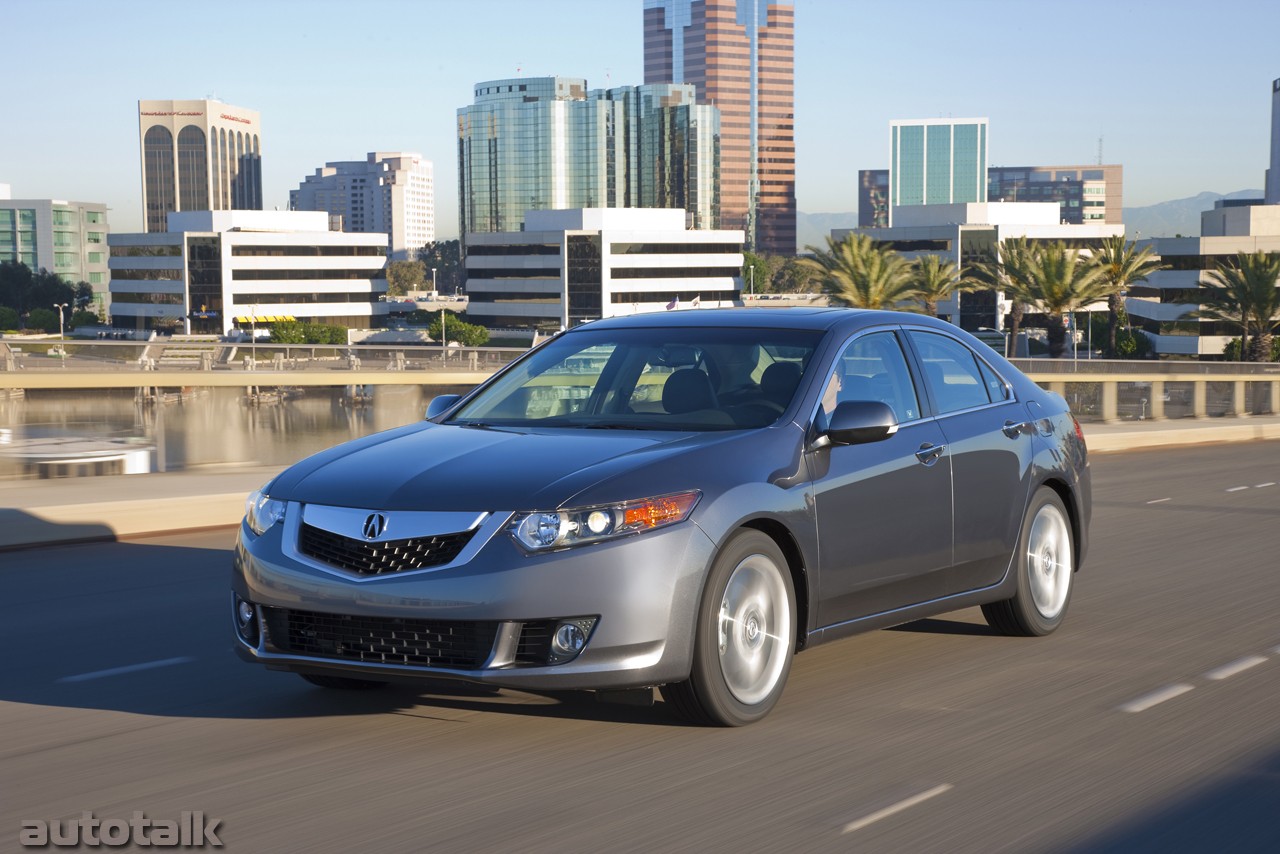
[841,202,1123,330]
[458,78,719,237]
[644,0,796,255]
[988,165,1122,225]
[1128,202,1280,359]
[887,118,988,226]
[138,99,263,233]
[465,208,742,331]
[108,211,388,335]
[0,197,110,286]
[1267,78,1280,205]
[291,152,434,261]
[859,163,1124,229]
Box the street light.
[54,303,68,339]
[432,266,438,298]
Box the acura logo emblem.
[362,513,388,540]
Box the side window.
[908,331,994,414]
[975,358,1011,403]
[818,331,920,425]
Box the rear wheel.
[982,487,1074,636]
[299,673,388,690]
[662,530,796,726]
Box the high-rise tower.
[1266,78,1280,205]
[138,99,262,232]
[644,0,795,255]
[888,118,988,226]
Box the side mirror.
[425,394,461,420]
[826,400,898,445]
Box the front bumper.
[232,506,717,691]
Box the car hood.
[266,421,742,512]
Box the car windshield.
[448,326,822,431]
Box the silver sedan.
[232,309,1090,725]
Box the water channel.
[0,385,475,480]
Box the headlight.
[244,488,287,536]
[509,491,700,552]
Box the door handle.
[915,443,946,466]
[1003,420,1034,439]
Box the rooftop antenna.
[1097,135,1104,165]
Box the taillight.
[1071,413,1086,446]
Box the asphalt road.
[3,442,1279,853]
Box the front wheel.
[982,487,1075,636]
[662,530,796,726]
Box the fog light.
[234,595,259,646]
[553,623,586,656]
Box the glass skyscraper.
[889,119,988,225]
[644,0,795,255]
[457,77,719,237]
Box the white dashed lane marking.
[1256,482,1276,488]
[1226,486,1249,493]
[842,784,953,834]
[1119,684,1194,713]
[1205,656,1268,681]
[1146,498,1171,504]
[58,657,195,683]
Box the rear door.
[905,329,1035,594]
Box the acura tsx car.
[232,308,1090,725]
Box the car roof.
[576,307,959,334]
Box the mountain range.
[797,189,1267,250]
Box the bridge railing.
[5,342,1280,423]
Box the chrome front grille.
[298,522,475,575]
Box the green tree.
[1019,241,1112,358]
[69,309,99,329]
[428,311,489,347]
[799,233,916,309]
[385,260,426,297]
[418,240,463,294]
[774,257,820,294]
[27,307,59,333]
[970,237,1038,356]
[1091,236,1165,358]
[1194,251,1280,362]
[269,321,307,345]
[0,306,17,330]
[909,255,979,317]
[741,252,772,296]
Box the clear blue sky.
[4,0,1277,237]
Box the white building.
[843,201,1125,330]
[291,152,434,261]
[1129,202,1280,358]
[466,208,744,331]
[0,197,110,287]
[108,211,389,335]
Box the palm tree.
[1196,251,1280,362]
[1091,235,1165,358]
[909,255,980,318]
[800,233,916,309]
[970,237,1037,357]
[1020,241,1113,358]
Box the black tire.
[299,673,388,690]
[661,530,796,726]
[982,487,1074,637]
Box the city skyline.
[4,0,1278,242]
